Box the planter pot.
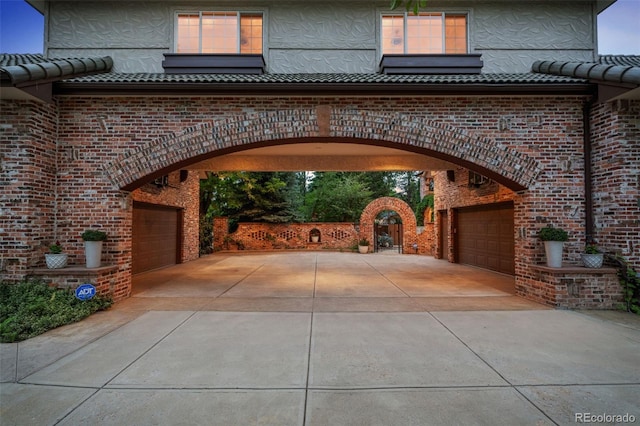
[543,241,564,268]
[358,245,369,254]
[581,253,604,268]
[311,236,319,243]
[45,253,68,269]
[84,241,103,268]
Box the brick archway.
[103,106,541,192]
[360,197,417,254]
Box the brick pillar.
[213,217,229,251]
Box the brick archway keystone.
[104,107,541,191]
[360,197,417,254]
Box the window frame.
[379,10,469,56]
[173,9,266,55]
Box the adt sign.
[75,283,96,301]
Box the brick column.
[213,217,229,251]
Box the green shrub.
[538,226,568,242]
[0,280,112,343]
[81,229,107,241]
[359,238,370,246]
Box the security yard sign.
[75,283,96,301]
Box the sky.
[0,0,639,55]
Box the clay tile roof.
[0,54,113,85]
[533,55,640,86]
[598,55,640,67]
[64,72,586,85]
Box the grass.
[0,280,112,343]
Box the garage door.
[457,202,514,275]
[132,202,182,274]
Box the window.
[381,12,467,55]
[176,12,263,54]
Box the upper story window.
[176,12,263,54]
[381,12,467,55]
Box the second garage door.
[457,202,514,275]
[132,202,182,274]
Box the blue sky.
[0,0,639,55]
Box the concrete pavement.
[1,252,639,425]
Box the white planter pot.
[84,241,103,268]
[45,253,68,269]
[543,241,564,268]
[581,253,604,268]
[311,235,319,243]
[358,245,369,254]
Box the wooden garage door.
[132,203,181,274]
[457,202,514,275]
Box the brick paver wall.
[1,96,638,307]
[217,222,358,251]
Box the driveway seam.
[362,257,412,297]
[428,311,560,426]
[303,254,318,426]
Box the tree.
[200,171,304,225]
[303,172,373,222]
[390,0,428,15]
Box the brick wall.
[0,100,58,280]
[590,101,640,269]
[433,168,516,263]
[1,95,637,308]
[131,170,200,263]
[359,196,419,254]
[221,222,358,251]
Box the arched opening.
[374,211,402,253]
[360,197,417,254]
[102,107,538,300]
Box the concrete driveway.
[1,253,639,425]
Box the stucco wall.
[46,0,597,73]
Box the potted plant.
[358,238,370,254]
[82,229,107,268]
[310,229,320,243]
[581,243,604,268]
[45,241,68,269]
[539,226,568,268]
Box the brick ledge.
[29,265,118,276]
[530,264,617,274]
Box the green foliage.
[199,216,213,255]
[304,173,373,222]
[359,238,370,246]
[585,244,600,254]
[415,194,434,226]
[390,0,428,15]
[201,172,304,226]
[81,230,107,241]
[49,241,63,254]
[0,280,112,343]
[538,226,568,242]
[607,255,640,315]
[394,172,422,216]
